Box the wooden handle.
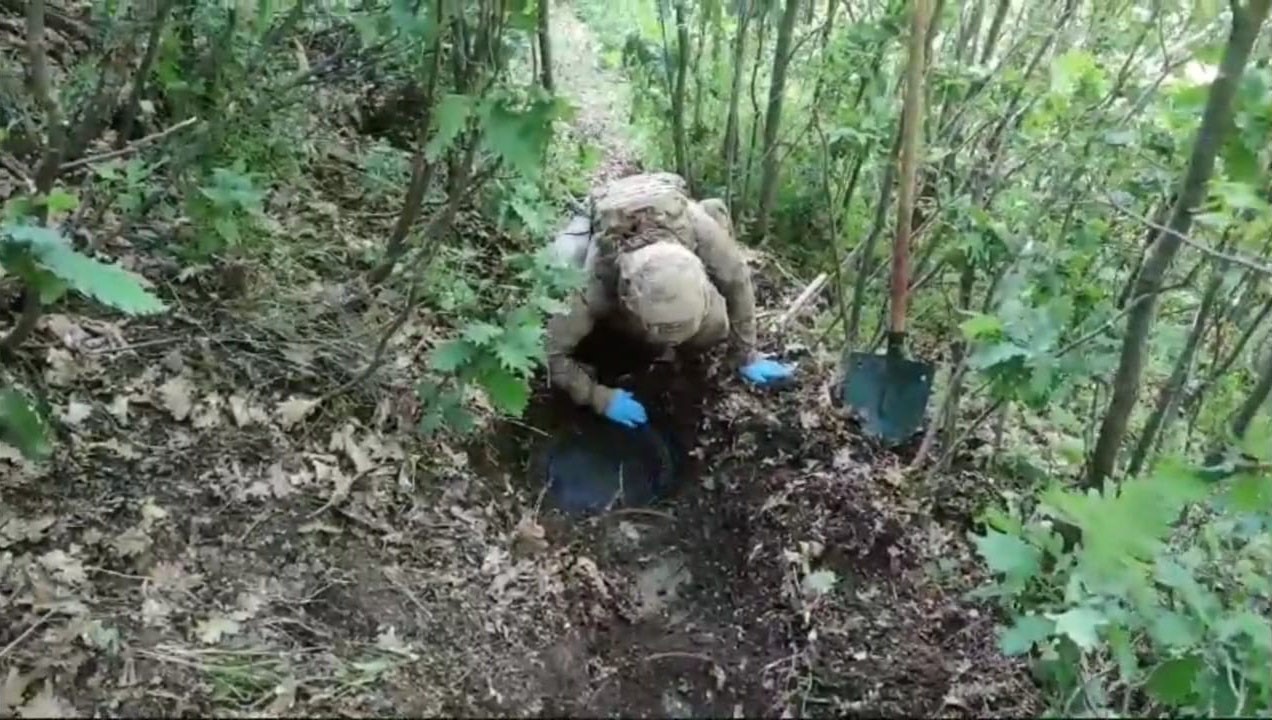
[889,0,930,336]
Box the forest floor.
[0,6,1041,718]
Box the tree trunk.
[537,0,554,91]
[753,0,802,240]
[1085,0,1270,488]
[671,0,691,182]
[722,0,752,205]
[1125,263,1225,477]
[741,10,768,206]
[1229,343,1272,442]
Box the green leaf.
[479,98,559,179]
[462,321,503,346]
[1148,609,1199,649]
[428,339,475,373]
[972,529,1040,583]
[0,387,51,460]
[959,313,1003,340]
[44,188,79,213]
[1145,655,1203,707]
[1225,472,1272,512]
[1050,606,1106,651]
[4,225,164,314]
[34,242,167,315]
[426,94,474,161]
[478,365,530,417]
[998,614,1054,655]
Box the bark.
[753,0,803,240]
[1085,0,1270,488]
[1229,342,1272,441]
[116,0,177,149]
[888,0,931,342]
[1125,263,1225,477]
[722,0,752,205]
[671,1,691,182]
[537,0,554,91]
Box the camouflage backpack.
[588,172,697,258]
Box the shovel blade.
[840,351,934,445]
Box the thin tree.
[1085,0,1271,487]
[753,0,802,240]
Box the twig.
[0,154,35,193]
[1102,198,1272,276]
[313,273,426,409]
[644,651,716,664]
[87,336,183,355]
[0,608,56,660]
[59,117,200,173]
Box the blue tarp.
[541,421,678,515]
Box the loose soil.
[0,5,1041,718]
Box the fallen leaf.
[111,526,152,558]
[801,569,838,596]
[276,397,317,429]
[266,464,294,498]
[16,682,74,719]
[39,549,88,585]
[158,377,194,421]
[513,516,548,555]
[228,395,268,427]
[141,596,173,627]
[43,314,89,350]
[107,395,131,424]
[265,677,298,716]
[330,424,374,473]
[44,348,78,386]
[195,615,241,644]
[1,667,33,716]
[59,400,93,426]
[191,394,223,429]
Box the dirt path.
[550,5,643,184]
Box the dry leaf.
[331,423,373,473]
[107,395,131,424]
[1,667,33,715]
[266,463,295,498]
[195,615,241,644]
[265,677,298,716]
[142,596,173,627]
[60,400,93,426]
[228,395,268,427]
[158,376,194,421]
[111,526,152,558]
[43,314,89,350]
[16,682,75,719]
[276,397,317,429]
[513,516,548,555]
[44,348,78,387]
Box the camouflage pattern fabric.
[545,172,759,414]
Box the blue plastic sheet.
[541,421,677,515]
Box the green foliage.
[0,386,50,461]
[972,443,1272,716]
[184,166,268,258]
[0,223,167,316]
[416,246,582,437]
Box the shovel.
[840,0,934,445]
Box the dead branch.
[59,116,199,173]
[1103,198,1272,276]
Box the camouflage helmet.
[616,241,712,345]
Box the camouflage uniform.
[546,172,759,414]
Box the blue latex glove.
[603,389,648,428]
[740,357,795,386]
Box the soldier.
[546,172,794,428]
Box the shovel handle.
[889,0,930,339]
